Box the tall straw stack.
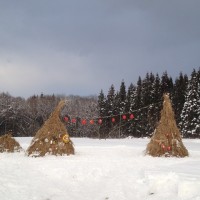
[27,100,74,157]
[145,93,188,157]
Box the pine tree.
[141,73,152,106]
[161,71,173,94]
[98,90,106,117]
[126,83,136,113]
[106,84,115,117]
[134,73,159,137]
[117,80,127,137]
[119,80,127,114]
[147,73,163,137]
[126,83,137,136]
[172,72,188,125]
[180,69,200,138]
[132,77,143,137]
[105,85,116,138]
[140,73,153,137]
[97,90,107,138]
[150,73,162,103]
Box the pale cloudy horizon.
[0,0,200,98]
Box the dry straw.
[0,133,23,153]
[27,100,74,157]
[145,93,189,157]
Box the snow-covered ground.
[1,137,200,200]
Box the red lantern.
[167,146,171,151]
[71,118,76,123]
[130,114,134,119]
[81,119,87,125]
[90,119,94,125]
[98,119,102,125]
[111,117,115,123]
[64,117,69,122]
[122,115,127,120]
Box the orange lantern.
[130,114,134,119]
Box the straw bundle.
[27,100,74,157]
[0,133,23,153]
[145,93,188,157]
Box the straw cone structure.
[0,133,23,153]
[27,100,74,157]
[145,93,188,157]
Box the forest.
[0,68,199,138]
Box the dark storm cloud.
[0,0,200,98]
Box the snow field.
[0,137,200,200]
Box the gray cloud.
[0,0,200,98]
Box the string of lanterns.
[63,100,162,126]
[63,113,135,125]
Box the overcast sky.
[0,0,200,98]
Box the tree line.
[0,68,199,138]
[97,69,200,138]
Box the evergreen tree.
[105,85,116,138]
[112,92,122,138]
[141,73,152,106]
[140,73,153,137]
[98,90,106,117]
[113,92,120,117]
[126,83,137,136]
[152,73,162,103]
[161,71,173,94]
[126,83,136,114]
[139,72,162,137]
[97,90,107,138]
[147,73,163,137]
[171,72,188,125]
[180,69,200,138]
[106,84,115,117]
[118,80,127,114]
[134,76,142,108]
[118,80,127,137]
[132,76,143,137]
